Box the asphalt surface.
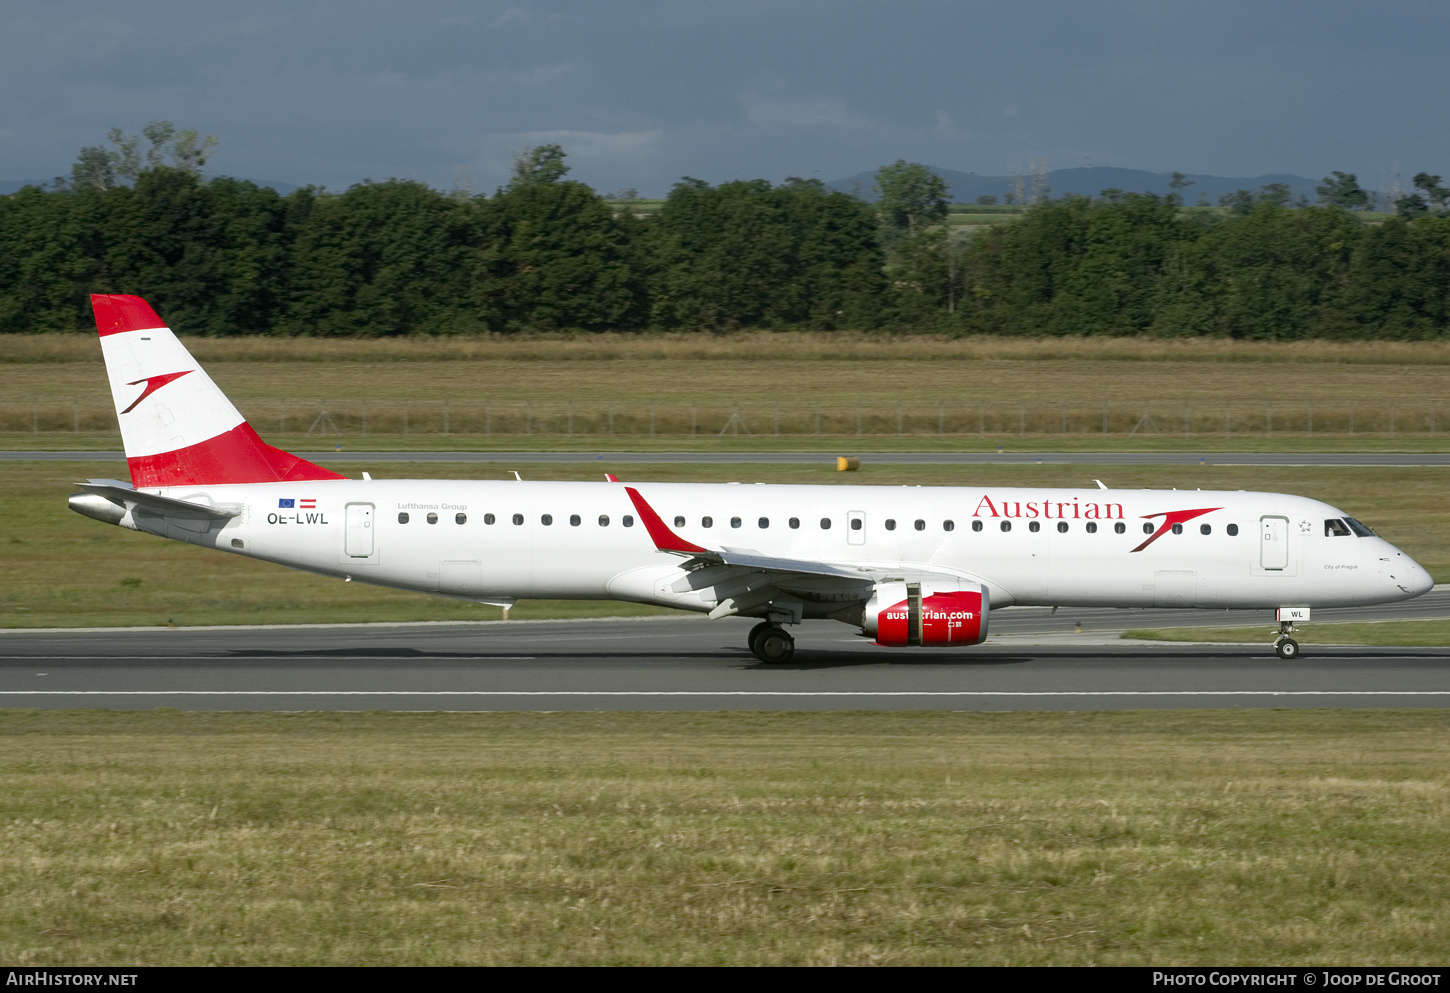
[9,450,1450,466]
[3,589,1448,711]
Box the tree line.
[1,132,1447,339]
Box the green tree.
[1168,171,1194,205]
[1316,171,1369,211]
[1154,203,1359,339]
[509,144,570,189]
[1257,183,1294,207]
[958,194,1196,336]
[1413,172,1450,212]
[1218,189,1255,215]
[0,185,93,331]
[1343,215,1450,338]
[648,177,883,330]
[283,179,479,336]
[70,147,118,192]
[872,160,949,243]
[478,180,643,331]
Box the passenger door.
[345,503,374,558]
[1260,516,1288,571]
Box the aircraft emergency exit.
[70,295,1433,662]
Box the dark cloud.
[2,0,1447,195]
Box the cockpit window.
[1344,517,1375,537]
[1325,518,1351,537]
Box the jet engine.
[863,581,989,647]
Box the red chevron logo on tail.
[121,370,192,414]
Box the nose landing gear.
[1273,619,1300,660]
[747,621,796,663]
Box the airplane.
[69,294,1433,663]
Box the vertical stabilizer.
[92,294,346,488]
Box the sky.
[2,0,1447,196]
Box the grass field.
[1125,620,1450,646]
[2,709,1448,966]
[4,333,1450,449]
[5,460,1447,628]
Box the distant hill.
[829,166,1321,205]
[0,180,52,195]
[0,177,298,195]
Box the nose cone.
[1387,547,1435,599]
[1406,559,1435,598]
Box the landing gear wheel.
[1275,638,1300,660]
[747,622,774,659]
[753,626,796,664]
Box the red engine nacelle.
[864,581,989,647]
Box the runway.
[3,598,1449,711]
[8,450,1450,467]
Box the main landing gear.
[1273,620,1300,660]
[748,621,796,664]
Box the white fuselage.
[123,479,1432,615]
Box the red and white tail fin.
[92,294,345,488]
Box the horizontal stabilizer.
[75,480,240,519]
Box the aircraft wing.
[624,486,970,620]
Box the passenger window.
[702,516,713,528]
[1143,523,1154,534]
[820,518,832,529]
[541,514,553,526]
[1000,521,1011,532]
[484,513,495,525]
[1086,521,1097,533]
[789,517,800,529]
[731,517,742,528]
[1114,522,1125,534]
[674,516,685,527]
[623,515,634,527]
[398,512,409,524]
[512,514,524,526]
[1171,523,1182,535]
[569,514,581,526]
[914,519,925,531]
[456,513,467,525]
[427,512,438,525]
[599,515,610,527]
[1325,519,1351,537]
[971,520,983,532]
[943,520,954,532]
[1057,522,1068,533]
[1200,524,1211,535]
[1028,521,1040,532]
[1227,523,1239,536]
[851,518,863,531]
[758,517,769,529]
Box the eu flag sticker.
[278,498,295,508]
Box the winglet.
[624,486,710,554]
[605,473,619,483]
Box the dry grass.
[5,460,1449,627]
[1,709,1448,966]
[4,333,1450,413]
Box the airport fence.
[2,398,1447,439]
